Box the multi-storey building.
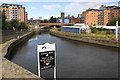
[80,4,120,26]
[98,10,104,25]
[103,10,110,25]
[80,9,100,26]
[24,12,28,23]
[0,3,27,23]
[110,7,120,19]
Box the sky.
[0,0,119,20]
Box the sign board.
[37,43,56,77]
[39,51,55,70]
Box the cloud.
[64,2,105,13]
[0,0,31,2]
[0,0,118,2]
[30,6,37,9]
[1,0,31,3]
[43,4,61,10]
[42,14,59,19]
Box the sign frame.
[37,43,56,80]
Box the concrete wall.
[5,32,34,60]
[1,31,43,79]
[1,30,29,44]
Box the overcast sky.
[0,0,119,19]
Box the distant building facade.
[57,12,80,23]
[118,1,120,7]
[0,3,28,23]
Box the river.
[11,32,118,79]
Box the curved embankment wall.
[2,31,43,79]
[5,32,34,60]
[50,30,120,48]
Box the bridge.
[29,23,70,30]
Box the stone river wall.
[1,31,44,80]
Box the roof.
[113,7,120,10]
[93,26,120,29]
[87,9,99,11]
[2,3,22,6]
[62,25,90,29]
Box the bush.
[91,27,97,33]
[58,28,61,31]
[107,18,120,26]
[67,24,74,26]
[106,30,113,34]
[98,27,104,31]
[89,25,92,27]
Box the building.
[81,9,100,26]
[39,17,42,20]
[61,23,91,34]
[110,7,120,19]
[103,10,110,25]
[98,10,104,25]
[0,3,27,23]
[57,12,80,23]
[119,1,120,7]
[24,12,28,23]
[80,4,120,26]
[57,12,70,23]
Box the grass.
[50,29,119,41]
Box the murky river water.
[11,33,118,79]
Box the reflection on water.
[11,33,118,79]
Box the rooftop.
[1,3,22,6]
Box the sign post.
[37,43,56,80]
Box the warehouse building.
[61,24,91,34]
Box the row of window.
[12,7,17,9]
[11,17,18,18]
[11,10,18,11]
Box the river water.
[11,32,118,79]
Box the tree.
[43,19,49,23]
[49,16,57,23]
[90,27,97,33]
[98,27,104,31]
[67,24,74,26]
[19,22,28,29]
[5,21,12,30]
[107,18,120,26]
[10,19,19,30]
[2,11,7,30]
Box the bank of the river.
[0,31,43,79]
[50,30,119,48]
